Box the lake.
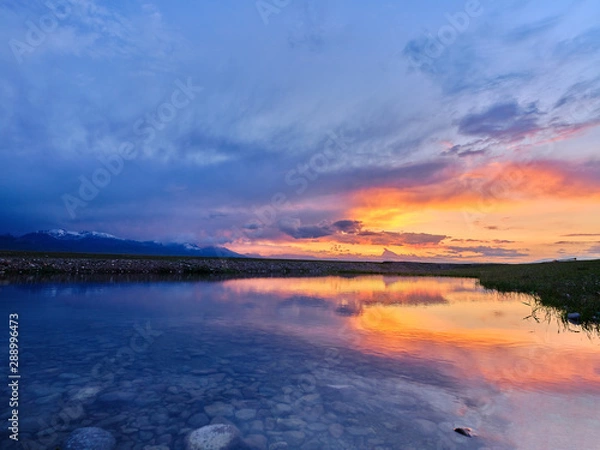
[2,276,599,450]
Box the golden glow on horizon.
[228,159,600,262]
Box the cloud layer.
[1,0,599,261]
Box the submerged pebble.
[185,424,241,450]
[64,427,116,450]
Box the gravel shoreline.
[0,254,476,278]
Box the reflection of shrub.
[445,259,600,332]
[523,298,600,336]
[335,299,363,316]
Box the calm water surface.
[2,276,599,450]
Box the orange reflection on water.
[353,303,600,393]
[222,276,502,306]
[221,276,600,394]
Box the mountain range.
[0,229,245,258]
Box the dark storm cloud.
[457,101,542,141]
[446,245,529,258]
[278,219,333,239]
[443,141,490,158]
[331,220,362,233]
[277,217,447,247]
[357,231,447,246]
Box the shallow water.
[2,276,599,450]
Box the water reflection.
[216,276,600,388]
[334,299,363,316]
[202,276,600,450]
[1,275,599,450]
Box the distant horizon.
[1,227,593,265]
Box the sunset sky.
[1,0,599,261]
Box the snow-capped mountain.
[0,229,246,258]
[45,229,119,240]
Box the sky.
[0,0,599,262]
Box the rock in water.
[186,424,242,450]
[567,312,581,324]
[454,427,475,437]
[65,427,116,450]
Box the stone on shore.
[567,312,581,324]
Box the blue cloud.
[504,16,562,42]
[457,101,542,140]
[554,26,600,59]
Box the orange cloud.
[348,159,600,228]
